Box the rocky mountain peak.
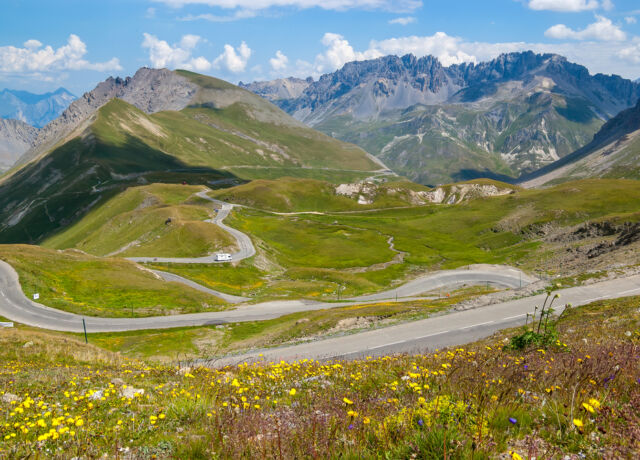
[15,68,199,167]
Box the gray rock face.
[0,118,38,172]
[520,98,640,187]
[18,68,199,167]
[245,52,640,183]
[0,88,75,128]
[240,77,312,101]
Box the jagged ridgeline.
[242,52,640,185]
[0,69,380,244]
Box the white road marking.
[461,320,494,330]
[502,314,527,321]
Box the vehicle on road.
[215,253,232,262]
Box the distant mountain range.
[0,87,75,128]
[242,52,640,184]
[0,87,75,172]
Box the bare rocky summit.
[240,77,312,102]
[16,68,199,168]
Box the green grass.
[225,179,640,274]
[0,245,226,317]
[44,184,235,257]
[554,270,610,288]
[147,261,267,296]
[229,208,395,269]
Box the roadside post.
[82,319,88,344]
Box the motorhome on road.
[216,253,232,262]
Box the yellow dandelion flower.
[582,403,595,414]
[573,418,584,428]
[343,397,353,405]
[289,388,296,396]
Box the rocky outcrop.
[423,184,515,204]
[335,180,514,206]
[0,118,38,172]
[240,77,312,101]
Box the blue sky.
[1,0,640,95]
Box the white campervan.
[215,253,232,261]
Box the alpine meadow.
[1,1,640,458]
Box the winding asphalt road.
[126,191,256,264]
[212,275,640,366]
[0,260,534,333]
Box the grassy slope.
[147,178,640,302]
[1,295,638,458]
[43,184,235,258]
[227,179,640,272]
[210,177,432,212]
[0,245,226,317]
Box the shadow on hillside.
[0,133,246,245]
[451,168,517,184]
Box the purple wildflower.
[417,419,424,427]
[509,417,517,424]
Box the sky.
[1,0,640,95]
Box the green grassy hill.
[43,184,235,258]
[0,70,379,245]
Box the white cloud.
[370,32,477,66]
[145,7,156,18]
[154,0,422,12]
[180,10,257,22]
[213,42,252,72]
[625,16,637,24]
[269,50,289,71]
[618,38,640,64]
[545,16,626,41]
[389,16,416,25]
[527,0,600,12]
[142,33,213,71]
[142,33,253,74]
[0,34,121,76]
[311,33,379,74]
